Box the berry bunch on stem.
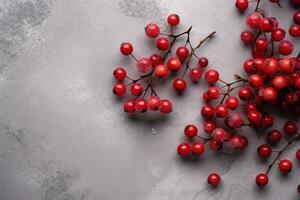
[113,14,216,114]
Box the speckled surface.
[0,0,299,199]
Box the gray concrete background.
[0,0,299,199]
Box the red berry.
[207,173,221,187]
[256,174,269,186]
[145,23,160,38]
[203,120,216,134]
[267,129,282,145]
[257,144,272,158]
[248,74,264,88]
[294,11,300,24]
[120,42,133,56]
[255,38,268,50]
[167,57,181,72]
[225,96,239,109]
[272,75,287,89]
[207,87,220,99]
[212,128,230,142]
[113,83,126,96]
[191,142,205,155]
[201,104,215,119]
[215,104,229,118]
[280,58,295,73]
[239,86,253,101]
[209,140,223,151]
[278,40,294,55]
[243,59,255,73]
[278,159,293,173]
[167,14,180,26]
[137,58,152,73]
[124,100,136,113]
[289,24,300,37]
[260,18,274,32]
[177,143,190,156]
[235,0,249,11]
[261,114,273,127]
[173,78,187,93]
[246,12,263,29]
[229,135,248,149]
[198,57,209,68]
[227,112,244,128]
[176,46,189,60]
[149,54,163,67]
[241,30,254,45]
[285,92,298,105]
[189,68,202,82]
[263,87,277,102]
[157,37,170,50]
[263,58,279,75]
[160,99,173,113]
[271,28,286,41]
[148,96,161,111]
[130,83,144,96]
[184,124,198,138]
[283,121,298,135]
[154,64,169,78]
[296,149,300,161]
[113,67,127,81]
[247,110,261,125]
[244,103,256,113]
[205,69,219,84]
[135,98,148,112]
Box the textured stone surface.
[0,0,299,199]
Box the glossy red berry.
[260,18,274,32]
[236,0,249,11]
[130,83,144,96]
[278,40,294,55]
[207,173,221,187]
[247,110,261,125]
[148,96,161,111]
[280,58,295,73]
[124,100,136,113]
[239,86,253,101]
[263,58,279,75]
[296,149,300,161]
[278,159,293,173]
[284,121,298,135]
[271,28,286,41]
[113,83,126,96]
[191,142,205,155]
[255,38,268,50]
[176,46,189,60]
[241,30,254,45]
[167,14,180,26]
[167,57,181,72]
[257,144,272,158]
[154,64,169,78]
[215,104,229,118]
[177,143,190,156]
[229,135,248,149]
[145,23,160,38]
[113,67,127,81]
[246,12,263,29]
[149,54,163,67]
[261,114,273,127]
[137,58,152,73]
[184,124,198,138]
[160,99,173,113]
[198,57,209,68]
[203,120,216,134]
[272,75,287,89]
[207,87,220,99]
[157,37,170,50]
[173,78,187,93]
[201,104,215,119]
[248,74,264,88]
[209,140,223,151]
[244,103,256,113]
[227,112,244,128]
[212,128,230,142]
[256,174,269,186]
[263,87,277,102]
[190,68,202,82]
[135,98,148,112]
[120,42,133,55]
[289,24,300,37]
[205,69,219,84]
[294,11,300,24]
[225,96,239,109]
[267,129,282,145]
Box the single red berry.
[239,86,253,101]
[267,129,282,145]
[173,78,187,93]
[243,59,255,73]
[123,100,136,113]
[157,37,170,50]
[229,135,248,149]
[280,58,295,73]
[255,38,268,50]
[167,14,180,26]
[225,96,239,109]
[149,54,163,67]
[184,124,198,138]
[135,98,148,112]
[198,57,209,68]
[244,103,256,113]
[203,120,216,134]
[145,23,160,38]
[205,69,219,84]
[190,68,202,82]
[271,28,286,41]
[256,174,269,186]
[154,64,169,78]
[137,58,152,73]
[248,74,264,88]
[296,149,300,161]
[113,83,126,96]
[177,143,190,156]
[201,104,215,119]
[257,144,272,158]
[278,40,294,55]
[272,75,287,89]
[191,142,205,155]
[207,87,220,99]
[263,87,277,102]
[263,57,279,75]
[227,112,244,128]
[289,24,300,37]
[261,114,273,127]
[246,12,263,29]
[113,67,127,81]
[148,96,161,111]
[253,58,265,71]
[212,128,230,142]
[215,104,229,118]
[167,57,181,72]
[247,110,262,125]
[241,30,254,45]
[209,140,223,151]
[202,92,211,102]
[278,159,293,173]
[285,92,298,105]
[260,18,274,32]
[120,42,133,56]
[130,83,144,96]
[294,11,300,24]
[207,173,221,187]
[283,121,298,135]
[160,99,173,113]
[235,0,249,11]
[176,46,189,60]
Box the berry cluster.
[113,14,215,114]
